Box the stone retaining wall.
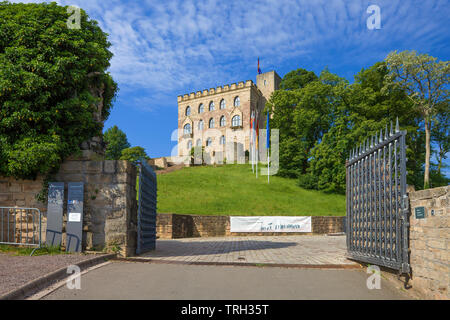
[409,186,449,300]
[0,160,138,257]
[156,213,345,239]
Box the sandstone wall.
[409,186,449,300]
[0,160,138,257]
[156,213,345,239]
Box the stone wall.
[409,186,449,300]
[0,160,138,257]
[156,213,344,239]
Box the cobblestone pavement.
[139,235,357,266]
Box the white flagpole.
[251,111,254,173]
[256,112,258,179]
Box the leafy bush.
[0,2,117,179]
[119,146,149,163]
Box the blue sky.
[12,0,450,172]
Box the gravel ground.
[0,253,99,296]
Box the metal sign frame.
[66,182,84,252]
[46,182,64,247]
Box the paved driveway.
[42,262,410,300]
[138,235,356,266]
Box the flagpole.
[251,111,254,173]
[256,112,258,179]
[266,110,270,184]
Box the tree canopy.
[384,50,449,188]
[268,55,448,193]
[0,2,117,179]
[120,146,149,163]
[104,125,130,160]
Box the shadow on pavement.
[140,240,299,257]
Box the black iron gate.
[346,121,410,274]
[136,159,157,255]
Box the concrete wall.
[409,186,449,300]
[0,160,138,257]
[157,213,345,239]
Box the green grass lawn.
[0,244,68,256]
[157,164,345,216]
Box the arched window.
[209,118,214,128]
[232,115,241,127]
[220,99,226,109]
[220,116,226,127]
[209,101,215,111]
[198,103,204,114]
[183,123,191,135]
[234,96,240,107]
[198,120,204,131]
[220,135,226,145]
[187,140,192,150]
[185,106,191,116]
[196,139,202,147]
[206,137,212,147]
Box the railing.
[0,207,42,255]
[346,120,410,274]
[136,159,157,255]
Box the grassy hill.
[157,164,345,216]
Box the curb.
[0,253,116,300]
[113,257,362,269]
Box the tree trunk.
[424,118,431,189]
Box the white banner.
[230,216,312,233]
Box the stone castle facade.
[177,70,281,162]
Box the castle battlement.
[177,80,255,102]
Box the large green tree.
[384,50,449,188]
[0,2,117,179]
[266,69,324,178]
[104,125,130,160]
[269,61,434,193]
[120,146,149,163]
[279,68,318,90]
[303,62,421,192]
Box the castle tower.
[175,69,281,162]
[256,70,281,103]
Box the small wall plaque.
[415,206,426,219]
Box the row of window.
[185,97,240,116]
[187,136,226,150]
[183,115,241,134]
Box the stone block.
[117,160,131,173]
[106,233,126,245]
[13,193,25,201]
[114,173,131,184]
[431,186,448,199]
[0,193,13,202]
[103,160,116,174]
[105,219,127,234]
[9,183,22,193]
[84,161,103,173]
[60,161,83,173]
[87,174,113,185]
[23,183,42,193]
[0,182,9,193]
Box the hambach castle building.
[177,70,281,163]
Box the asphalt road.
[41,261,411,300]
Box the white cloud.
[8,0,449,106]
